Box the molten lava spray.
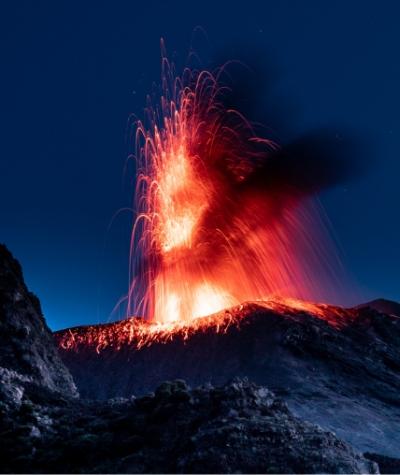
[128,46,341,324]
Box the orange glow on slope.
[127,44,342,325]
[55,298,356,353]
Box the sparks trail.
[55,298,356,353]
[127,43,343,325]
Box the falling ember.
[127,43,343,325]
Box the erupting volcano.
[127,44,342,326]
[38,45,400,472]
[3,2,400,471]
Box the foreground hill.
[55,299,400,459]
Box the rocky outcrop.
[0,244,77,404]
[0,378,378,474]
[357,298,400,317]
[365,453,400,474]
[56,302,400,458]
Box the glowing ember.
[126,43,343,325]
[55,298,356,353]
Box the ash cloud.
[210,46,371,198]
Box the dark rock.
[365,453,400,474]
[0,378,379,474]
[0,244,77,400]
[56,302,400,458]
[357,298,400,317]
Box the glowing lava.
[55,298,356,353]
[127,44,341,325]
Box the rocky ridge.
[0,377,380,474]
[56,300,400,458]
[0,244,396,473]
[0,244,77,408]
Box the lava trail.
[55,298,356,353]
[128,44,343,325]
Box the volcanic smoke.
[126,45,342,326]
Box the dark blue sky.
[1,0,399,330]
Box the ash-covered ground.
[1,243,399,473]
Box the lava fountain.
[127,45,341,325]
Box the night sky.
[1,1,399,330]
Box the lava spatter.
[127,45,343,326]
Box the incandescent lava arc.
[126,43,344,326]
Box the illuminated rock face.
[56,302,400,458]
[0,244,77,400]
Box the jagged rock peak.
[0,244,77,400]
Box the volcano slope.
[0,244,382,474]
[55,300,400,459]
